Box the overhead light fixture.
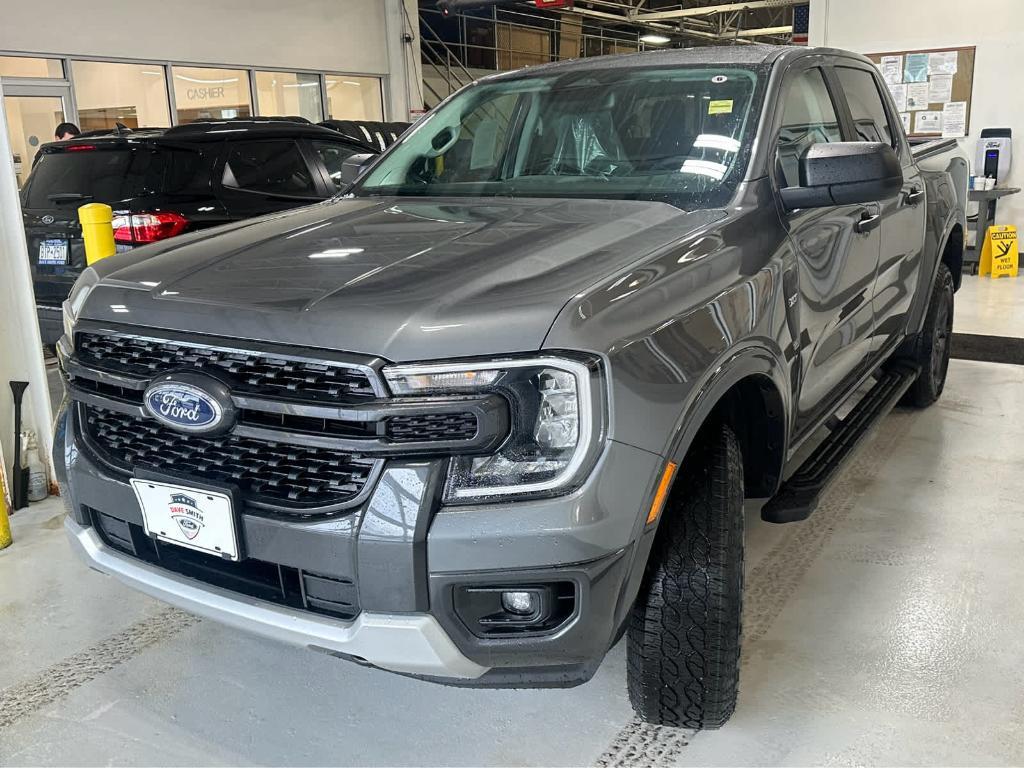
[640,34,671,44]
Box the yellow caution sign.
[979,225,1019,278]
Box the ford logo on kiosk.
[143,374,234,434]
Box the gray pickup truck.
[55,45,966,729]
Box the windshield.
[356,66,761,209]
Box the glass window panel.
[255,71,322,122]
[172,66,252,123]
[71,60,171,131]
[776,68,842,188]
[222,140,316,197]
[312,140,366,191]
[836,66,897,148]
[4,95,66,188]
[324,75,383,121]
[0,56,63,78]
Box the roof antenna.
[113,122,132,135]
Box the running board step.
[761,363,920,524]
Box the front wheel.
[626,423,744,729]
[904,262,954,408]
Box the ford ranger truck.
[56,46,966,729]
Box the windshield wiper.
[47,192,93,203]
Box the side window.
[836,66,897,148]
[312,141,362,191]
[776,67,842,188]
[222,140,316,196]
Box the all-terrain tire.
[626,424,744,729]
[903,262,954,408]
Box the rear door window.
[835,66,897,147]
[23,148,151,208]
[312,140,363,191]
[221,140,317,196]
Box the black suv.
[21,119,380,346]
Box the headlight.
[384,355,606,503]
[63,267,100,340]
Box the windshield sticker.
[708,99,734,115]
[712,75,729,84]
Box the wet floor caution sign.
[979,225,1019,278]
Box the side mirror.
[781,141,903,210]
[339,153,376,186]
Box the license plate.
[130,479,240,560]
[38,239,68,265]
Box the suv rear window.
[23,145,210,208]
[23,148,148,208]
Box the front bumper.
[66,516,486,679]
[57,369,665,685]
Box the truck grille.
[76,331,377,403]
[386,413,477,442]
[82,405,377,514]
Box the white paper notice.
[915,111,943,134]
[906,82,931,111]
[928,50,958,76]
[901,113,912,134]
[929,74,953,104]
[880,55,903,85]
[942,101,968,138]
[889,83,908,113]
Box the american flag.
[792,3,810,45]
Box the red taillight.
[65,144,97,151]
[112,211,189,244]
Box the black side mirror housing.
[781,141,903,210]
[339,153,377,187]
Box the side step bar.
[762,363,920,524]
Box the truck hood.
[83,197,722,361]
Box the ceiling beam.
[633,0,800,22]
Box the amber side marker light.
[647,461,678,525]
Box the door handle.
[855,211,881,234]
[905,187,925,206]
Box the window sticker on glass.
[712,75,729,84]
[709,99,734,115]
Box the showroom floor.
[3,279,1024,766]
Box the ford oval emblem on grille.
[143,374,235,434]
[41,214,55,225]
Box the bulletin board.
[864,46,976,139]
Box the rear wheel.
[626,424,744,729]
[904,262,954,408]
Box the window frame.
[0,49,387,128]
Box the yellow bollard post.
[0,476,12,550]
[78,203,116,265]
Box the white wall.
[1,0,422,120]
[810,0,1024,232]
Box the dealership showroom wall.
[3,0,1024,765]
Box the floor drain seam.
[0,607,200,729]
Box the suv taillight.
[112,212,189,244]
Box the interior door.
[3,85,73,188]
[774,63,883,437]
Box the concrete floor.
[955,274,1024,338]
[2,358,1024,766]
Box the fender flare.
[664,340,791,472]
